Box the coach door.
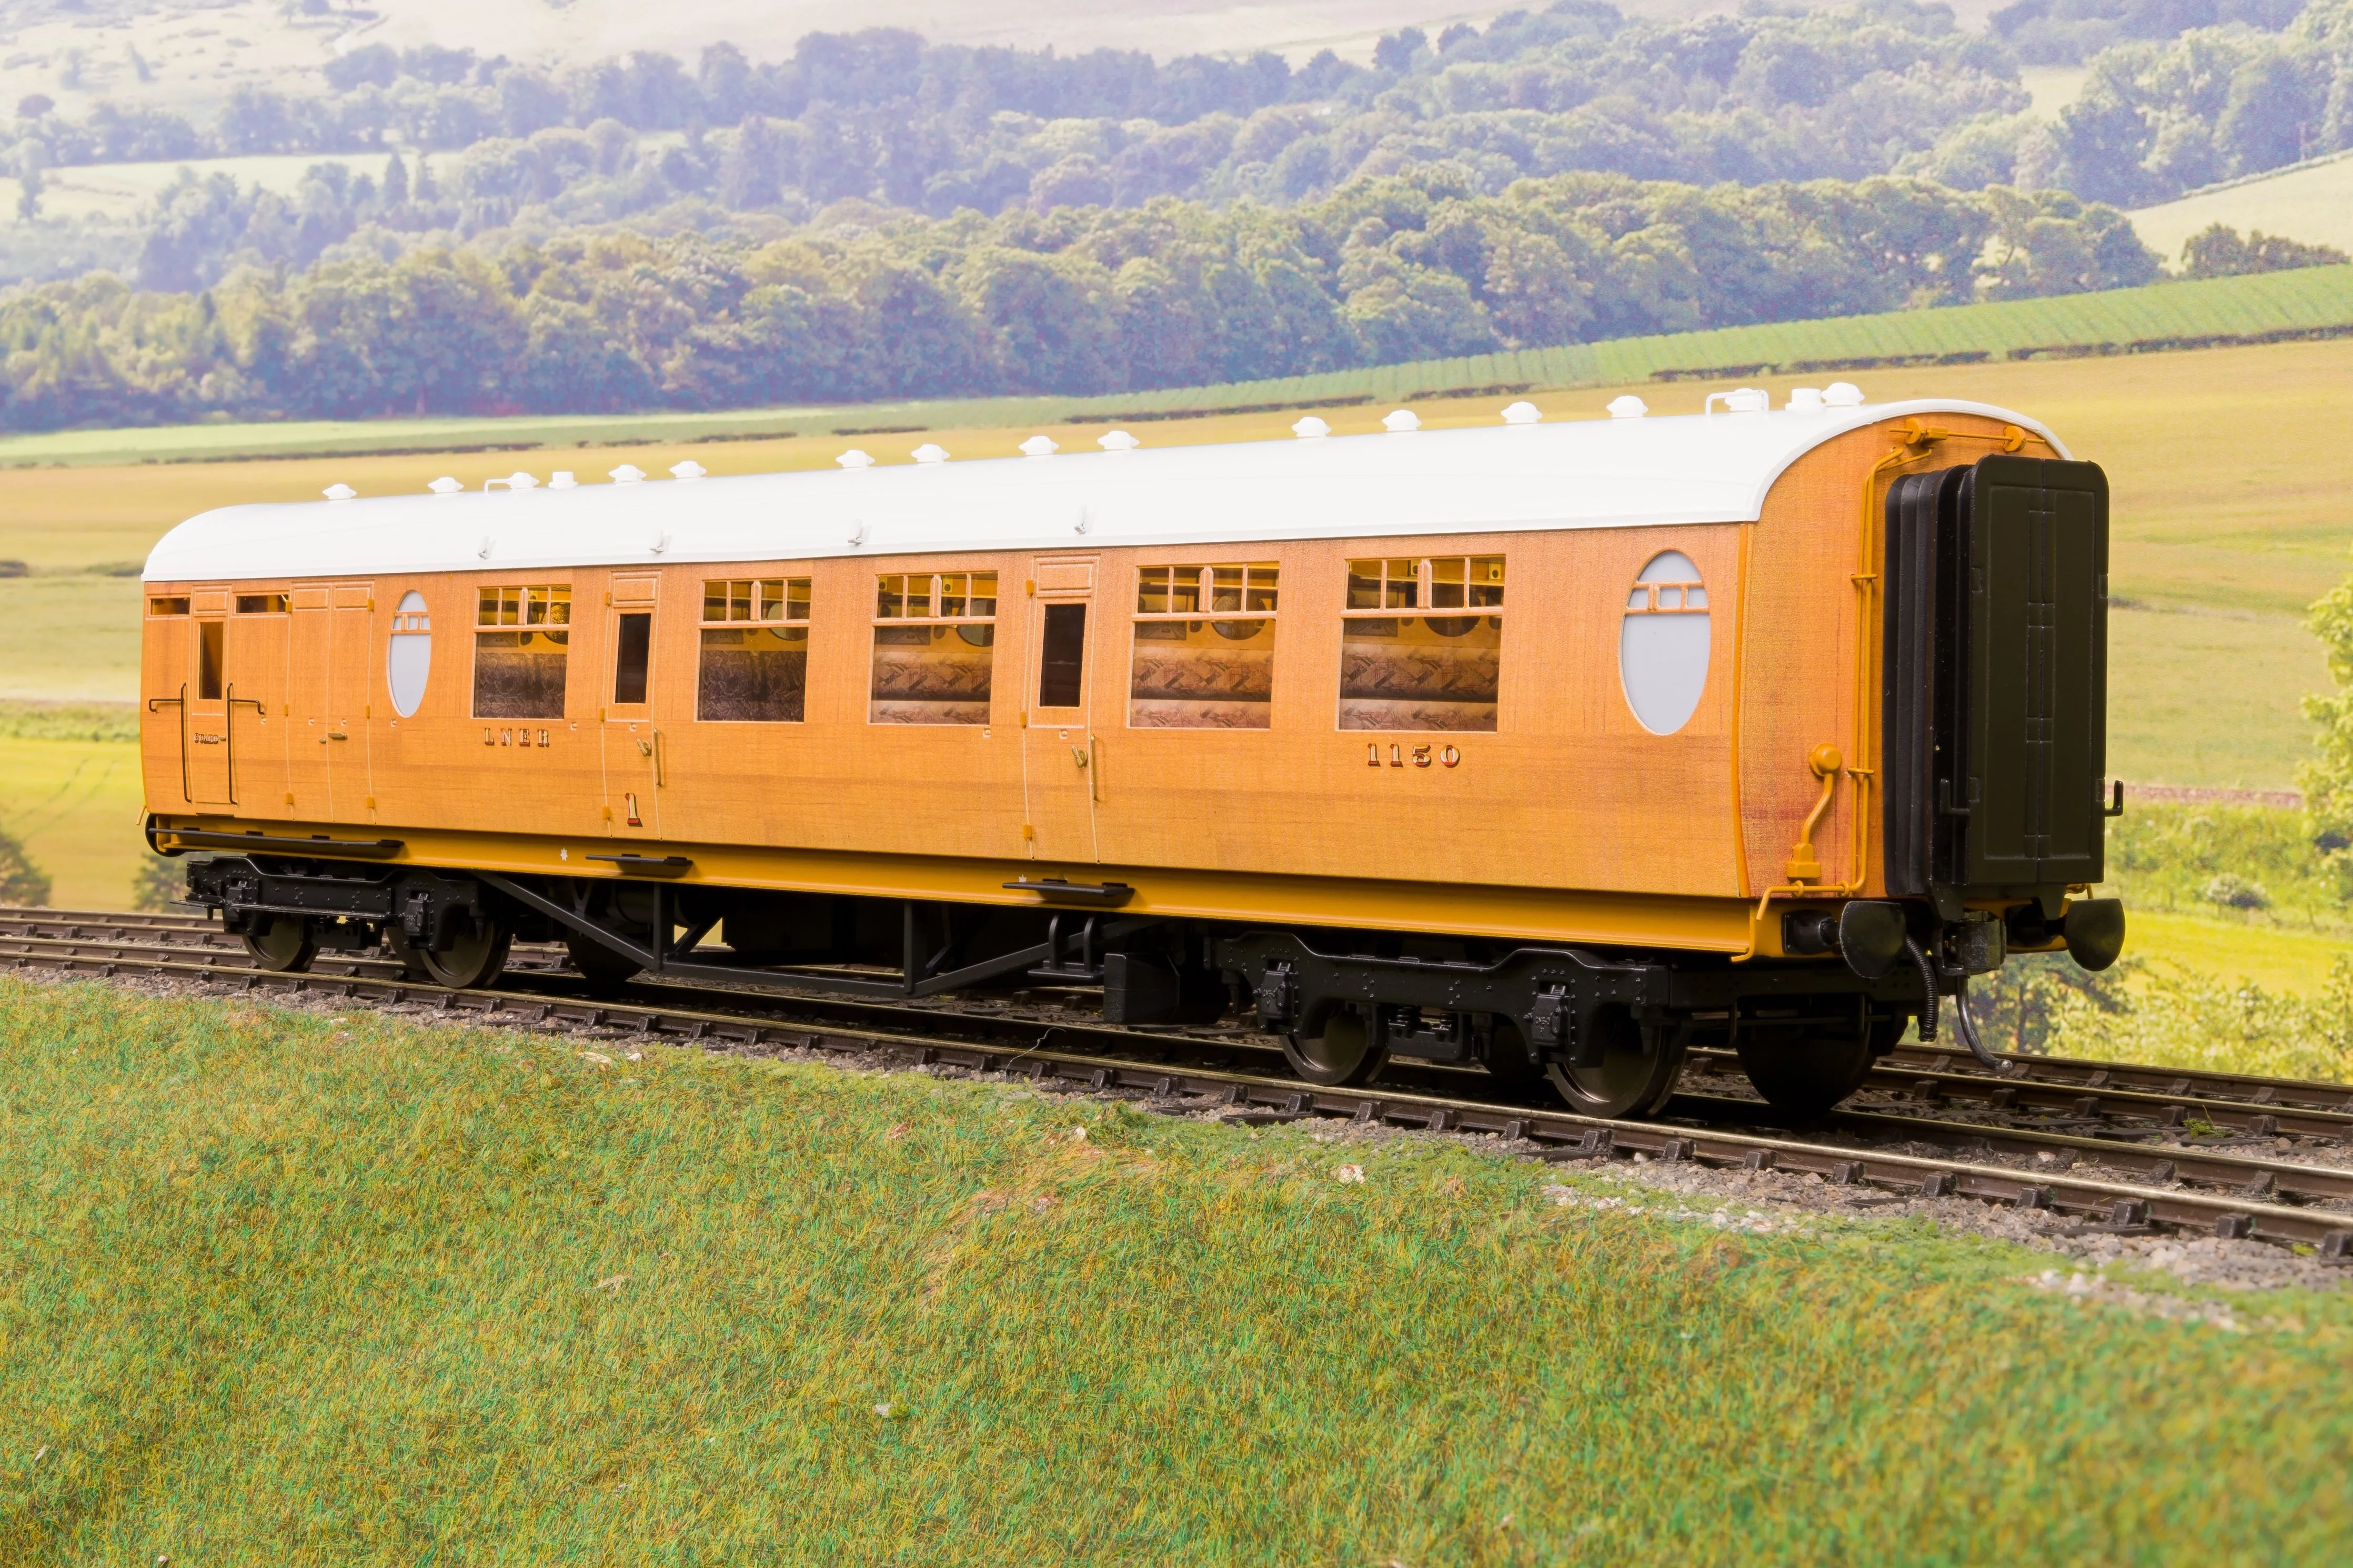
[602,574,664,837]
[1020,555,1099,862]
[287,583,375,818]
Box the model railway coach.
[141,390,2125,1119]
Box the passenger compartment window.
[1338,555,1503,732]
[472,584,571,719]
[870,571,996,725]
[235,593,289,615]
[148,596,190,617]
[1128,562,1278,729]
[699,576,811,722]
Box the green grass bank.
[1,980,2347,1563]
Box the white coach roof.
[143,399,2066,583]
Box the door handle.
[327,731,349,742]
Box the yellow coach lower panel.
[148,815,1763,954]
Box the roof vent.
[1098,430,1140,452]
[427,476,461,495]
[1607,395,1648,419]
[323,483,357,502]
[1707,389,1769,416]
[1500,401,1541,425]
[1382,409,1421,433]
[1019,435,1059,457]
[1824,381,1866,407]
[669,460,707,481]
[911,443,950,464]
[836,449,876,470]
[1786,388,1825,413]
[609,464,647,483]
[508,471,540,488]
[549,470,578,489]
[1291,416,1331,439]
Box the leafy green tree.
[0,827,49,908]
[2301,563,2353,862]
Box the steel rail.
[13,910,2351,1132]
[1672,1093,2353,1206]
[1881,1040,2353,1115]
[9,939,2353,1255]
[1686,1044,2353,1141]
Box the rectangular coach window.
[196,620,225,702]
[1037,602,1087,709]
[1338,555,1503,732]
[698,577,811,721]
[613,612,653,705]
[1128,562,1277,729]
[472,584,570,719]
[870,571,996,725]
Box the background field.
[4,331,2349,924]
[2128,154,2353,264]
[2,979,2345,1562]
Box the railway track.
[6,906,2352,1257]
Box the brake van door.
[184,589,233,807]
[325,583,377,818]
[1020,555,1100,862]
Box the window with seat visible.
[473,584,570,719]
[699,577,811,721]
[1338,555,1503,732]
[870,571,996,725]
[1128,562,1277,729]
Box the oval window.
[1619,551,1710,735]
[387,590,432,717]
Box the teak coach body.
[142,394,2125,1117]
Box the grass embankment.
[1,979,2347,1562]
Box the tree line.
[9,1,2030,247]
[2015,0,2353,205]
[0,169,2162,432]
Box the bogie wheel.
[1544,1005,1687,1119]
[1481,1015,1547,1090]
[241,915,317,974]
[1281,1005,1390,1087]
[1736,1017,1896,1120]
[565,933,645,995]
[387,919,512,990]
